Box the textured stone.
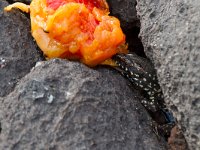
[0,59,167,149]
[0,0,42,97]
[137,0,200,149]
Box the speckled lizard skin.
[113,53,176,139]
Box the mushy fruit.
[5,0,127,66]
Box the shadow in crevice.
[6,0,31,5]
[123,27,146,58]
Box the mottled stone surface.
[0,0,42,97]
[137,0,200,149]
[0,59,167,149]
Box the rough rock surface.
[0,0,42,97]
[168,126,189,150]
[0,59,167,149]
[137,0,200,149]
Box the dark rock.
[0,59,167,149]
[0,0,42,97]
[6,0,31,5]
[106,0,144,57]
[107,0,140,30]
[137,0,200,149]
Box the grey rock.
[0,0,42,97]
[0,59,167,150]
[137,0,200,149]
